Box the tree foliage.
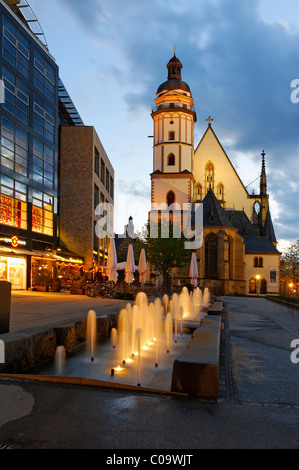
[135,220,191,285]
[279,239,299,294]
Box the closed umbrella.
[125,244,135,284]
[138,248,147,285]
[107,238,118,283]
[189,252,198,287]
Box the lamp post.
[256,274,260,297]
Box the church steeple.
[260,150,267,197]
[167,53,183,80]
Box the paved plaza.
[0,292,299,449]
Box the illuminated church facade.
[150,54,280,296]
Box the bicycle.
[85,281,116,299]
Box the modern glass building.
[0,0,113,290]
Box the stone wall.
[0,314,118,374]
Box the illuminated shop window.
[1,118,28,176]
[0,174,27,230]
[32,189,53,236]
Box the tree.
[279,239,299,295]
[135,220,191,287]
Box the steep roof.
[244,237,280,254]
[263,210,277,243]
[201,189,235,229]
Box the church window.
[205,161,214,192]
[254,257,259,267]
[168,153,175,166]
[167,190,175,206]
[169,131,175,141]
[259,257,263,268]
[249,278,256,294]
[217,183,224,200]
[205,233,218,279]
[194,183,202,200]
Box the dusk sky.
[28,0,299,252]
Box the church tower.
[150,53,197,211]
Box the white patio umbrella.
[125,244,135,284]
[138,248,147,285]
[107,238,118,283]
[189,251,198,287]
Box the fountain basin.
[171,316,222,398]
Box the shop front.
[0,235,29,290]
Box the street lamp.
[256,274,260,297]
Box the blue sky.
[28,0,299,252]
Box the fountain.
[86,309,97,362]
[55,345,66,376]
[44,286,212,391]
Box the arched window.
[168,153,175,166]
[217,183,224,200]
[259,257,263,267]
[205,233,218,279]
[167,191,175,206]
[254,257,259,267]
[249,278,256,294]
[205,161,214,193]
[194,183,202,201]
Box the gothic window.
[194,183,202,200]
[249,278,256,294]
[205,233,218,279]
[259,257,263,267]
[167,190,175,206]
[217,183,224,200]
[254,257,259,267]
[168,153,175,166]
[205,161,214,192]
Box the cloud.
[31,0,299,242]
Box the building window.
[169,131,175,141]
[94,184,99,210]
[32,190,54,236]
[259,257,263,267]
[101,159,105,184]
[33,139,55,189]
[94,147,99,176]
[167,191,175,206]
[249,278,256,294]
[34,50,56,101]
[106,168,110,192]
[205,233,218,278]
[1,117,28,176]
[2,67,29,124]
[110,176,114,199]
[0,174,27,229]
[2,17,30,78]
[194,183,202,200]
[217,183,224,200]
[205,161,214,192]
[33,95,55,143]
[168,153,175,166]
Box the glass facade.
[0,1,59,288]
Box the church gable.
[193,125,253,220]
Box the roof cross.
[206,116,214,125]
